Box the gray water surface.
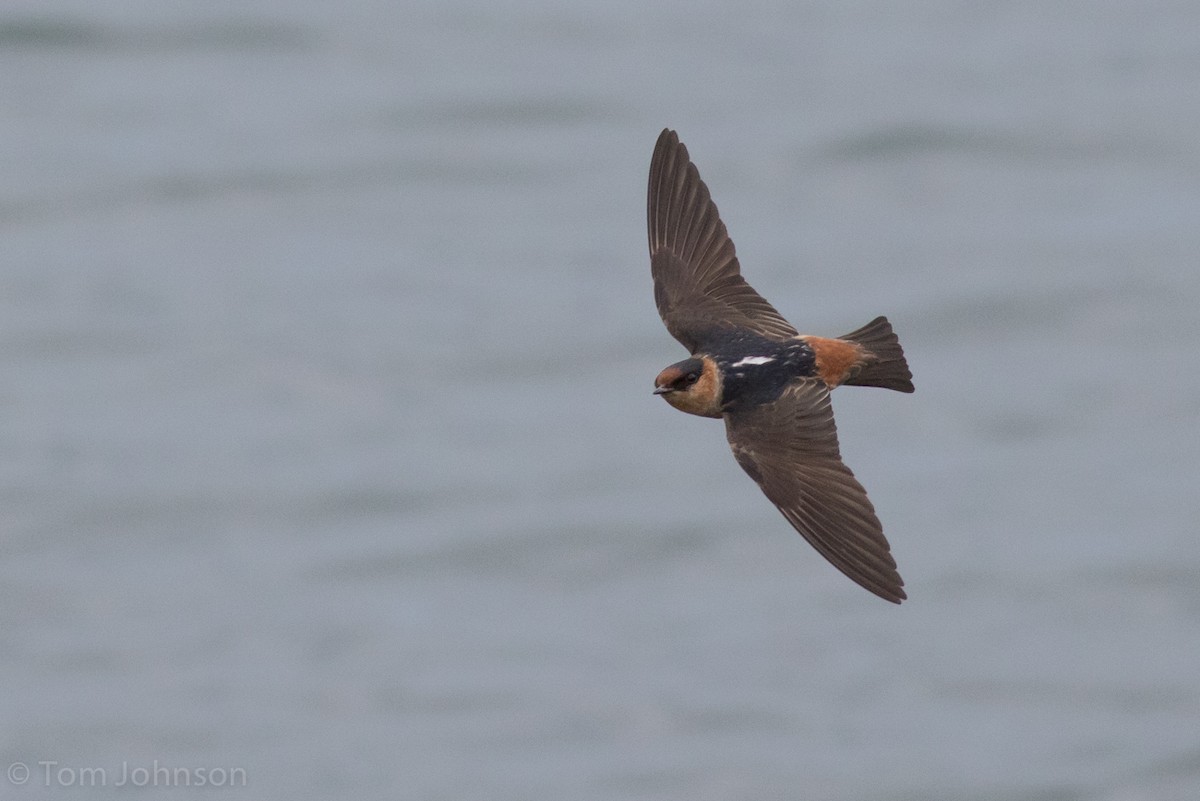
[3,2,1200,799]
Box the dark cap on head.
[654,357,705,393]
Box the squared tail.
[839,316,914,393]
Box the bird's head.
[653,356,723,418]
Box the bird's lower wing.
[723,380,906,603]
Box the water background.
[3,1,1200,799]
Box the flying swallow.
[648,128,915,604]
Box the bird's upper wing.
[647,129,798,352]
[724,379,906,603]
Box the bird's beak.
[653,385,673,395]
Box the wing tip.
[829,553,906,603]
[651,128,683,171]
[872,581,907,605]
[833,556,907,605]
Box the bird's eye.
[685,372,699,384]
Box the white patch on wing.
[732,356,775,367]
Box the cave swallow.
[648,128,915,603]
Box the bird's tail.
[839,316,915,393]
